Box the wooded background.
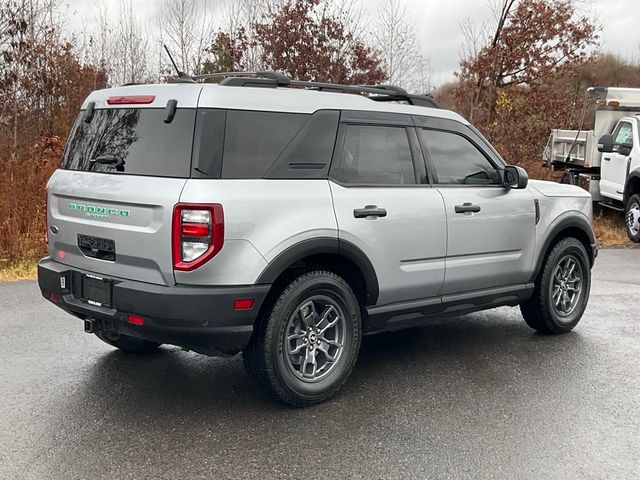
[1,0,639,271]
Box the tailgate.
[47,170,186,285]
[46,89,201,286]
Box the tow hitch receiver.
[84,318,118,337]
[84,319,96,334]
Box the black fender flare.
[256,237,379,305]
[529,214,596,282]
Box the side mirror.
[617,144,632,156]
[598,134,614,153]
[504,165,528,189]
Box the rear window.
[61,108,196,178]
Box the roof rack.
[186,71,442,109]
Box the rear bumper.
[37,257,270,355]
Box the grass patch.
[0,260,38,282]
[593,207,632,247]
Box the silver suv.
[38,74,597,406]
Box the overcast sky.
[64,0,640,87]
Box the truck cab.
[544,87,640,242]
[598,115,639,203]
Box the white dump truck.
[544,87,640,242]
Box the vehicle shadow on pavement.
[61,306,591,416]
[37,307,600,478]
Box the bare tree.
[371,0,431,91]
[78,2,114,77]
[110,0,150,84]
[157,0,215,75]
[80,0,150,85]
[0,0,66,159]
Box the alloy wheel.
[627,201,640,236]
[284,296,346,382]
[550,254,583,318]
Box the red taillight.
[181,223,210,237]
[172,203,224,271]
[49,292,60,303]
[127,314,145,326]
[106,95,155,105]
[233,298,254,310]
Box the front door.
[329,120,447,306]
[417,127,536,295]
[601,121,634,201]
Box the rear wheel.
[520,237,591,334]
[95,331,161,353]
[625,193,640,243]
[244,270,361,407]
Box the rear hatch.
[47,85,201,285]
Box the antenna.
[163,44,195,83]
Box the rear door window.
[62,108,196,178]
[332,125,416,185]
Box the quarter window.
[333,125,416,185]
[419,129,500,185]
[221,111,308,178]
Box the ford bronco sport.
[38,73,597,406]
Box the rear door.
[417,124,536,295]
[329,111,447,306]
[47,87,201,285]
[601,120,635,201]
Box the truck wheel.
[625,193,640,243]
[95,331,161,353]
[520,237,591,334]
[244,271,361,407]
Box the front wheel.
[520,237,591,334]
[244,270,362,407]
[625,193,640,243]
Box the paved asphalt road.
[1,249,638,479]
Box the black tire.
[95,331,161,353]
[625,193,640,243]
[244,270,362,407]
[520,237,591,334]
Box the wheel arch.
[256,237,379,307]
[530,214,596,283]
[624,172,640,204]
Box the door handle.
[354,205,387,218]
[604,157,611,162]
[455,202,481,214]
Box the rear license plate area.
[81,274,112,308]
[77,234,116,261]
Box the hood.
[528,179,592,198]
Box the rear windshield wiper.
[90,155,126,172]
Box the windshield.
[61,108,196,178]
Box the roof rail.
[187,71,442,108]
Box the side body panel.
[528,180,594,279]
[437,187,536,295]
[329,182,447,305]
[176,179,337,285]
